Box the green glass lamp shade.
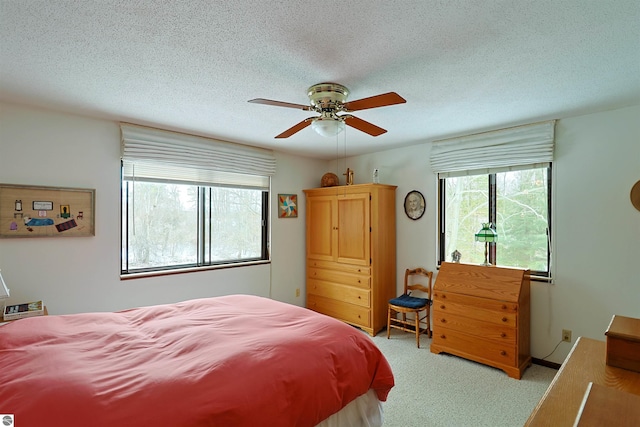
[475,223,498,243]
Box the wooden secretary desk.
[431,262,531,379]
[303,183,396,336]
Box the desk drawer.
[433,310,516,344]
[434,291,518,313]
[307,294,371,328]
[433,327,516,366]
[308,279,370,308]
[434,294,517,327]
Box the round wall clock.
[404,190,425,220]
[631,180,640,212]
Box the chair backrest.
[404,268,433,298]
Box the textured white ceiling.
[1,1,639,159]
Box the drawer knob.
[357,279,361,283]
[440,305,446,310]
[502,304,507,310]
[440,319,446,323]
[358,296,361,299]
[502,317,508,322]
[501,332,506,338]
[441,294,446,299]
[500,350,507,356]
[440,335,446,339]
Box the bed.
[0,294,394,426]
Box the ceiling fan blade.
[248,98,312,111]
[275,119,312,138]
[343,115,387,136]
[343,92,406,111]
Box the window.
[120,123,275,275]
[439,166,551,276]
[431,120,555,279]
[121,180,268,273]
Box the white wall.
[0,102,325,313]
[337,104,640,364]
[2,101,638,365]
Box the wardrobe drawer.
[307,259,371,276]
[433,311,516,344]
[308,267,370,289]
[307,279,370,308]
[433,327,516,366]
[307,294,371,328]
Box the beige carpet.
[370,331,557,427]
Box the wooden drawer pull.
[440,305,446,309]
[441,294,446,299]
[501,332,506,338]
[502,304,507,310]
[500,350,507,356]
[440,335,446,339]
[502,317,508,322]
[440,318,446,323]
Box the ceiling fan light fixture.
[249,82,404,138]
[311,118,345,137]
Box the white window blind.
[430,120,555,178]
[121,123,276,188]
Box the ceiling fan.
[248,82,406,138]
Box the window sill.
[120,260,271,280]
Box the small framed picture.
[278,194,298,218]
[404,190,425,220]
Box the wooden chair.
[386,267,433,348]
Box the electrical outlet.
[562,329,572,342]
[295,288,300,297]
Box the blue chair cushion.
[389,294,431,309]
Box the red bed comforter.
[0,295,394,426]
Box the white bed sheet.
[316,390,384,427]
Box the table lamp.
[475,223,497,266]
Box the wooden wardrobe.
[303,183,396,336]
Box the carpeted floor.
[370,331,557,427]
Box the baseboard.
[532,357,561,370]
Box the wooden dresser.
[304,183,396,336]
[430,262,531,379]
[525,337,640,426]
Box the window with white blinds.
[434,121,555,280]
[120,123,272,276]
